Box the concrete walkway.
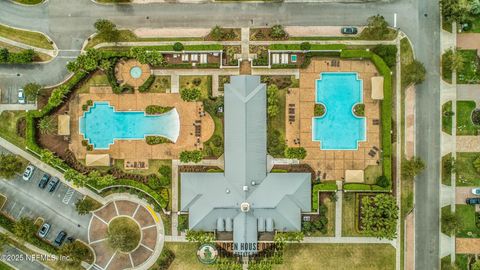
[171,160,179,236]
[241,28,250,60]
[456,136,480,152]
[457,84,480,103]
[302,237,395,246]
[0,104,36,113]
[334,181,342,238]
[0,36,56,57]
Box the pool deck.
[286,59,381,181]
[69,86,214,161]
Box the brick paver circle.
[88,200,162,270]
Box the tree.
[360,194,398,240]
[402,156,425,179]
[267,84,279,118]
[13,217,36,241]
[403,60,426,86]
[443,48,465,74]
[210,26,224,40]
[179,150,203,163]
[444,156,456,175]
[64,169,88,187]
[94,19,119,42]
[173,42,184,51]
[300,42,311,51]
[441,210,461,235]
[58,241,90,267]
[270,25,287,39]
[23,82,41,102]
[284,147,307,160]
[158,165,172,178]
[180,88,201,101]
[75,198,96,215]
[0,48,8,63]
[129,47,164,66]
[38,115,57,135]
[371,45,397,68]
[441,0,474,24]
[376,175,390,188]
[361,15,391,40]
[99,59,112,71]
[267,129,286,157]
[473,260,480,270]
[0,154,23,179]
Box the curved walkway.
[88,194,164,270]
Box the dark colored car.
[47,177,59,192]
[38,223,50,238]
[54,231,67,246]
[341,27,358,35]
[466,197,480,205]
[38,174,50,189]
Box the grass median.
[0,24,53,50]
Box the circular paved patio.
[115,59,151,89]
[88,198,163,270]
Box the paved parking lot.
[1,244,49,270]
[0,166,91,244]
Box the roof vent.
[251,181,256,186]
[240,202,250,212]
[243,185,249,191]
[225,188,230,194]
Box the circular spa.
[130,66,143,79]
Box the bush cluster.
[138,75,155,92]
[179,150,203,163]
[146,136,172,145]
[284,147,307,159]
[145,105,173,115]
[0,48,35,64]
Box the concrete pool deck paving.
[286,59,381,180]
[69,87,214,161]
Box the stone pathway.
[334,181,342,238]
[456,238,480,254]
[456,136,480,152]
[456,33,480,52]
[241,28,250,60]
[405,212,415,270]
[405,85,415,159]
[457,84,480,103]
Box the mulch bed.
[178,165,222,173]
[272,164,315,180]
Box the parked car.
[47,177,59,192]
[466,197,480,205]
[22,165,35,181]
[17,89,25,104]
[38,174,50,189]
[54,231,67,246]
[341,26,358,35]
[472,188,480,195]
[38,223,51,238]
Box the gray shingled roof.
[180,75,311,255]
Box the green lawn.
[457,50,480,84]
[305,197,335,237]
[0,41,51,62]
[442,153,452,186]
[364,164,383,184]
[0,111,26,149]
[13,0,43,4]
[148,76,171,93]
[114,159,171,176]
[276,244,395,270]
[86,29,203,49]
[0,24,53,50]
[77,72,110,94]
[464,17,480,33]
[400,37,414,88]
[457,101,479,135]
[456,152,480,186]
[442,101,453,135]
[441,52,453,83]
[0,261,13,270]
[179,75,212,99]
[342,193,368,237]
[163,242,213,270]
[268,87,286,140]
[456,204,480,238]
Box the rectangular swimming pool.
[312,72,366,150]
[79,102,180,149]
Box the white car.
[472,188,480,195]
[18,89,25,104]
[22,165,35,181]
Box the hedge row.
[91,179,168,208]
[134,44,223,51]
[340,49,392,183]
[268,44,346,51]
[312,181,337,211]
[138,75,155,92]
[343,183,390,192]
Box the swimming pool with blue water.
[80,102,180,149]
[312,72,366,150]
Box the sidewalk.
[0,36,56,57]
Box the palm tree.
[37,116,57,135]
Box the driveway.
[456,187,479,205]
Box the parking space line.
[62,187,75,205]
[16,206,24,219]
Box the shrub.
[270,25,287,39]
[314,104,325,117]
[129,47,165,66]
[138,75,155,92]
[146,136,172,145]
[371,45,397,67]
[0,49,36,64]
[173,42,184,51]
[156,247,175,269]
[267,129,286,157]
[267,84,279,118]
[179,150,203,163]
[353,103,365,117]
[180,88,201,101]
[300,42,311,51]
[376,175,390,188]
[284,147,307,160]
[145,105,173,115]
[159,165,172,178]
[472,109,480,125]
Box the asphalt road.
[0,0,441,268]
